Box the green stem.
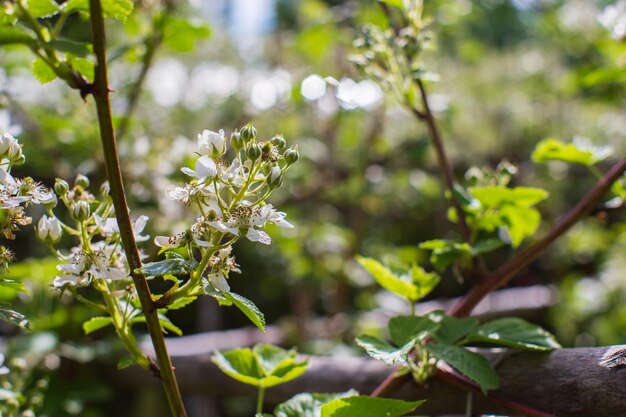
[87,0,187,415]
[256,386,266,414]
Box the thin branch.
[448,156,626,318]
[416,79,471,241]
[435,365,557,417]
[116,10,169,141]
[87,1,187,416]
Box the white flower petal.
[246,228,271,245]
[209,272,230,292]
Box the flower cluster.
[0,133,54,269]
[42,175,148,289]
[154,124,297,294]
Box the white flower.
[216,158,244,186]
[95,215,150,242]
[54,245,129,288]
[198,129,226,156]
[181,155,218,181]
[0,133,19,157]
[37,215,62,242]
[154,220,211,249]
[207,247,240,292]
[207,203,292,245]
[166,182,218,205]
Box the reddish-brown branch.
[416,80,472,242]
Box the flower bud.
[100,181,110,197]
[267,166,283,189]
[230,131,243,151]
[0,134,15,155]
[43,193,58,210]
[6,140,24,164]
[37,215,62,243]
[75,174,90,189]
[246,144,261,161]
[284,147,299,165]
[240,124,257,143]
[72,200,91,221]
[54,179,69,196]
[271,135,286,151]
[198,129,226,157]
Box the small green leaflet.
[274,390,359,417]
[117,356,138,370]
[212,344,308,389]
[356,256,439,302]
[425,311,478,345]
[378,0,405,11]
[388,315,439,346]
[136,257,198,277]
[32,58,57,84]
[465,318,561,351]
[26,0,61,18]
[0,26,36,47]
[82,316,113,335]
[131,314,182,336]
[64,0,134,22]
[469,186,548,208]
[50,40,92,57]
[355,335,415,366]
[320,396,424,417]
[418,240,472,271]
[425,343,499,393]
[203,281,266,331]
[532,138,611,166]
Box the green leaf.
[321,396,424,417]
[356,256,424,302]
[82,316,113,335]
[222,291,266,332]
[409,265,440,299]
[388,315,439,346]
[0,278,29,296]
[31,58,57,84]
[275,391,359,417]
[26,0,61,18]
[68,56,94,81]
[471,239,504,255]
[355,335,414,366]
[131,314,183,336]
[212,344,308,388]
[425,344,499,392]
[136,257,198,277]
[0,306,29,329]
[212,348,263,387]
[64,0,134,22]
[49,40,92,56]
[378,0,405,10]
[162,16,211,52]
[117,356,138,370]
[164,296,196,311]
[532,138,611,166]
[465,318,560,351]
[425,311,479,345]
[0,26,36,46]
[500,205,541,248]
[418,240,472,272]
[469,186,549,208]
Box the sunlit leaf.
[64,0,134,22]
[321,396,424,417]
[136,257,198,277]
[388,315,439,346]
[355,335,414,366]
[26,0,60,18]
[274,391,359,417]
[31,58,57,84]
[425,311,479,345]
[162,16,211,52]
[356,256,429,302]
[82,316,113,335]
[532,138,611,166]
[465,318,561,351]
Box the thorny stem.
[87,0,187,415]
